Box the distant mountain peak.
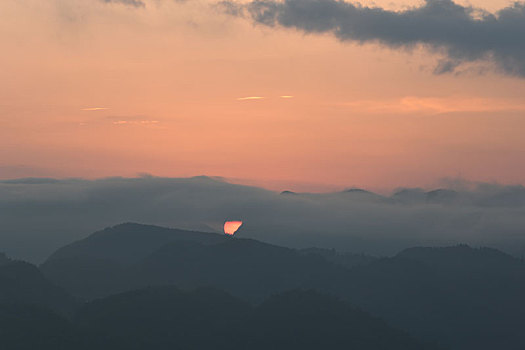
[342,188,370,193]
[190,175,226,182]
[280,190,297,195]
[43,223,226,267]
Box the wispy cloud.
[112,120,160,125]
[280,95,294,99]
[339,97,525,114]
[82,107,109,111]
[237,96,265,101]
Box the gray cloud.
[219,0,525,77]
[2,176,525,263]
[101,0,145,7]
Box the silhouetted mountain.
[40,224,525,349]
[277,188,389,204]
[280,190,297,195]
[0,304,85,350]
[340,245,525,349]
[46,223,226,265]
[42,225,345,301]
[132,238,344,301]
[299,247,376,269]
[247,289,434,350]
[392,188,461,205]
[0,260,76,314]
[75,286,250,350]
[74,286,432,350]
[0,286,431,350]
[41,223,228,299]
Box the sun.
[224,221,243,236]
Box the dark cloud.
[2,176,525,262]
[219,0,525,77]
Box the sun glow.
[224,221,243,235]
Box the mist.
[2,175,525,262]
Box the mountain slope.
[0,304,84,350]
[41,223,228,298]
[246,289,434,350]
[133,238,345,301]
[41,223,346,301]
[341,245,525,349]
[0,260,76,314]
[40,223,525,349]
[45,223,226,265]
[74,286,433,350]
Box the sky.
[1,0,525,192]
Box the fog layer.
[1,176,525,262]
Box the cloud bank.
[2,176,525,262]
[220,0,525,77]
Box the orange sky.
[1,0,524,192]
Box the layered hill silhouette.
[41,223,348,300]
[41,223,228,299]
[0,303,84,350]
[0,285,432,350]
[75,287,431,350]
[340,245,525,349]
[39,223,525,349]
[0,258,76,315]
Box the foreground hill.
[131,238,347,301]
[341,245,525,349]
[0,259,76,315]
[0,286,432,350]
[74,287,431,350]
[0,304,86,350]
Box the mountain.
[0,304,85,350]
[41,223,228,299]
[0,260,76,314]
[41,223,525,349]
[75,286,250,350]
[74,286,432,350]
[0,280,432,350]
[281,188,390,203]
[131,238,345,301]
[391,188,463,205]
[42,224,346,301]
[46,223,226,265]
[246,289,434,350]
[299,247,376,269]
[341,245,525,349]
[0,286,431,350]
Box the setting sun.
[224,221,243,236]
